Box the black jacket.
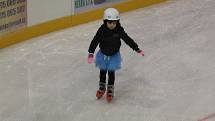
[88,24,140,56]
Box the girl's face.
[107,21,117,30]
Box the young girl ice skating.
[88,8,144,102]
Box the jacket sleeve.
[88,27,103,53]
[119,27,140,52]
[120,27,140,52]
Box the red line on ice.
[197,113,215,121]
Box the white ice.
[1,0,215,121]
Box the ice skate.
[106,85,114,102]
[96,82,106,99]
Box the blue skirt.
[95,50,122,71]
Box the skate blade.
[96,91,105,99]
[106,96,113,103]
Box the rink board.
[0,0,166,48]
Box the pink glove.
[87,53,94,64]
[137,50,144,56]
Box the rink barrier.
[0,0,167,48]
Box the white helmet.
[103,8,120,20]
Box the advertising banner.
[0,0,27,35]
[73,0,129,14]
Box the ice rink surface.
[1,0,215,121]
